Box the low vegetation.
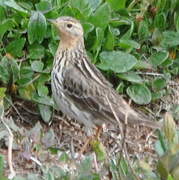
[0,0,179,179]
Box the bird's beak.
[47,19,58,26]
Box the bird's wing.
[61,60,161,128]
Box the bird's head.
[49,16,84,49]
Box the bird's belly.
[51,71,95,131]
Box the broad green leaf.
[149,51,169,67]
[6,38,26,57]
[118,72,143,83]
[152,90,166,101]
[31,61,44,72]
[83,22,94,38]
[27,174,40,180]
[104,26,115,50]
[0,19,14,40]
[35,1,52,12]
[0,155,4,176]
[0,88,6,99]
[9,59,20,83]
[121,19,134,39]
[152,78,167,91]
[59,152,70,162]
[91,140,107,161]
[38,104,52,123]
[134,61,152,70]
[92,27,104,59]
[70,0,92,16]
[86,0,102,11]
[32,95,54,106]
[37,83,48,97]
[0,7,6,22]
[155,140,165,157]
[28,44,45,59]
[20,67,34,81]
[89,3,110,29]
[28,11,47,44]
[3,0,28,15]
[0,57,10,83]
[107,0,126,11]
[138,21,149,39]
[156,0,167,11]
[154,13,166,30]
[18,84,36,100]
[98,51,137,73]
[161,31,179,48]
[176,16,179,32]
[118,39,140,49]
[127,84,151,104]
[79,156,93,173]
[167,174,174,180]
[48,41,58,55]
[18,2,33,11]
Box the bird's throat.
[59,34,84,51]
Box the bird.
[50,16,161,136]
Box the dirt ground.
[0,97,161,177]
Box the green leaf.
[0,7,6,22]
[152,90,166,101]
[152,78,167,91]
[176,16,179,32]
[134,61,152,70]
[127,84,151,104]
[121,19,134,39]
[91,140,107,161]
[0,19,14,40]
[4,0,28,15]
[32,95,54,106]
[35,1,52,12]
[89,3,110,29]
[79,156,93,174]
[6,38,26,57]
[92,27,104,58]
[138,21,149,39]
[118,72,143,83]
[161,31,179,48]
[106,0,126,10]
[83,22,94,38]
[149,51,169,67]
[154,13,166,30]
[118,39,140,50]
[70,0,92,16]
[28,44,45,59]
[37,83,48,97]
[48,41,58,56]
[9,59,20,83]
[31,61,44,72]
[38,104,52,123]
[0,88,6,100]
[104,26,115,50]
[59,152,70,162]
[0,58,11,83]
[98,51,137,73]
[0,155,4,176]
[28,11,47,44]
[86,0,102,11]
[13,176,26,180]
[18,84,36,100]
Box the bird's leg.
[79,135,93,156]
[95,125,104,139]
[78,125,104,158]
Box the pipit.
[50,16,160,136]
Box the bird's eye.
[67,24,72,28]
